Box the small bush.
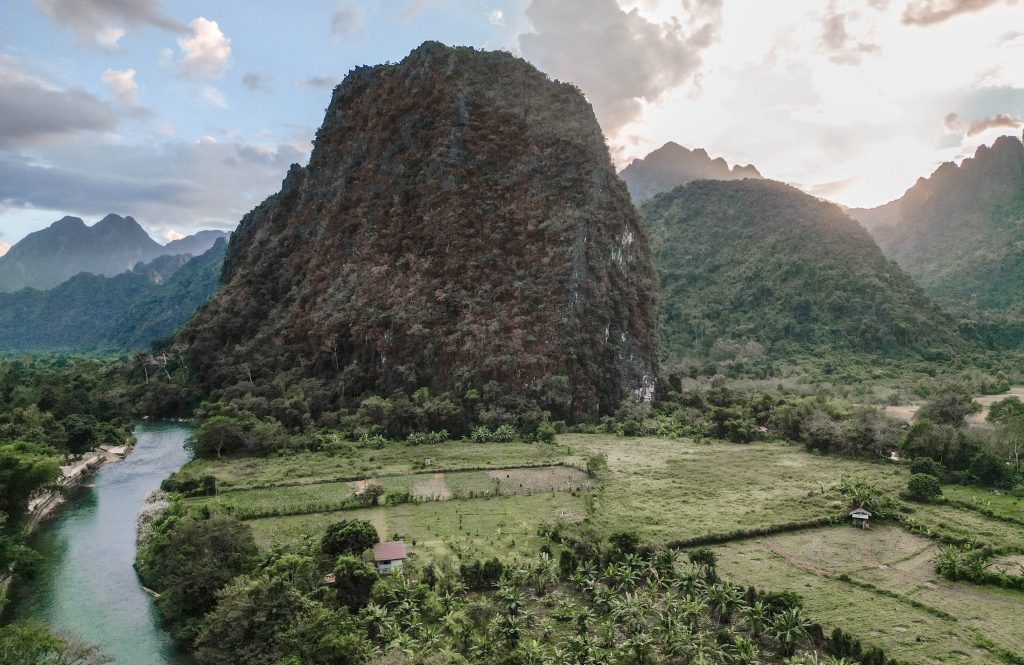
[906,473,942,502]
[909,457,945,479]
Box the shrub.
[906,473,942,502]
[160,472,217,497]
[406,429,448,446]
[909,457,945,478]
[988,396,1024,424]
[533,420,557,444]
[493,424,516,442]
[470,425,492,443]
[967,449,1012,487]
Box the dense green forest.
[641,179,999,377]
[0,239,226,353]
[855,133,1024,326]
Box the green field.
[175,433,1023,664]
[943,485,1024,525]
[245,492,587,562]
[560,434,907,543]
[715,525,1024,664]
[179,440,572,490]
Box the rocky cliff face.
[182,42,658,419]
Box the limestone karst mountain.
[181,42,659,420]
[618,141,762,203]
[849,132,1024,318]
[643,179,976,366]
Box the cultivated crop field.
[560,434,908,543]
[190,464,592,518]
[715,525,1024,664]
[176,433,1022,663]
[244,492,587,561]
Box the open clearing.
[885,385,1024,425]
[715,525,1024,664]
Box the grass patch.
[561,434,907,543]
[715,525,1024,664]
[246,492,586,562]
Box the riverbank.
[26,442,135,532]
[6,422,194,664]
[0,441,136,612]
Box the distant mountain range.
[0,238,227,352]
[643,179,976,365]
[619,142,762,202]
[849,132,1024,319]
[0,214,229,292]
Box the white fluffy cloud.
[177,17,232,79]
[520,0,722,139]
[101,68,139,107]
[595,0,1024,207]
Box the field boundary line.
[212,461,583,494]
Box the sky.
[1,0,1023,251]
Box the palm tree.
[731,635,759,664]
[707,583,745,624]
[771,607,812,657]
[621,631,656,664]
[744,600,769,638]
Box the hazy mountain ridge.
[182,42,658,420]
[0,238,227,352]
[619,141,762,203]
[0,214,229,292]
[643,179,977,365]
[849,132,1024,317]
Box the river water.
[8,421,193,664]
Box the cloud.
[819,5,881,65]
[154,123,175,135]
[300,75,340,89]
[101,68,138,106]
[0,55,117,147]
[400,0,431,21]
[331,6,367,40]
[199,85,228,108]
[902,0,1019,26]
[0,230,8,257]
[177,17,231,79]
[95,26,125,48]
[242,71,270,91]
[519,0,722,137]
[488,9,506,26]
[162,229,185,242]
[966,112,1023,135]
[0,138,307,233]
[34,0,186,47]
[944,111,961,128]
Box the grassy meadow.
[173,433,1023,664]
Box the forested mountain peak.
[182,41,658,421]
[618,141,762,202]
[643,178,976,368]
[849,131,1024,319]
